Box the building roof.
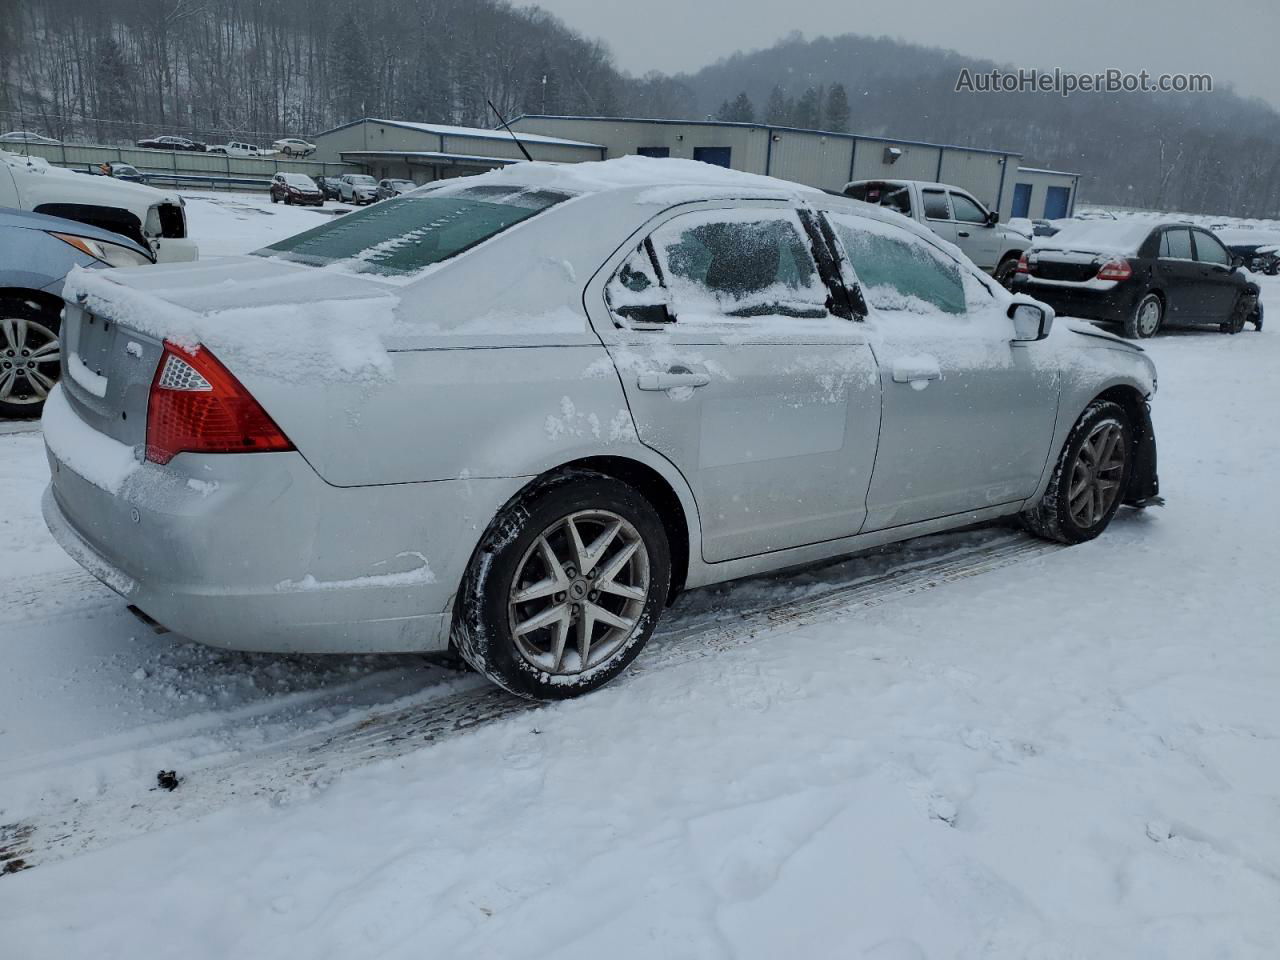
[339,150,521,168]
[315,118,604,149]
[1017,166,1081,177]
[511,114,1023,159]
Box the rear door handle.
[637,366,711,391]
[892,358,942,384]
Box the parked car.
[136,135,206,152]
[207,141,267,158]
[270,172,324,206]
[0,130,60,145]
[338,173,378,204]
[1214,227,1280,276]
[0,208,154,416]
[844,179,1028,287]
[43,158,1160,702]
[272,138,317,158]
[1,149,197,263]
[315,176,343,201]
[1013,220,1263,337]
[376,178,415,200]
[92,161,144,182]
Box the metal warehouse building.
[312,115,1080,223]
[310,118,605,182]
[509,115,1079,222]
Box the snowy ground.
[3,194,1279,958]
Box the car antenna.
[486,99,533,162]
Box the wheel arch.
[1091,383,1158,504]
[0,287,65,317]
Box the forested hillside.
[3,1,1279,216]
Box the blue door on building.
[1044,185,1071,219]
[693,146,732,167]
[1011,183,1033,219]
[637,147,670,158]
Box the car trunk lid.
[1025,249,1105,283]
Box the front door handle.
[637,366,711,391]
[957,230,971,238]
[892,358,942,385]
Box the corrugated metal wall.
[937,150,1006,212]
[767,132,855,191]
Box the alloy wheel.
[507,509,651,675]
[1067,420,1127,528]
[0,316,60,406]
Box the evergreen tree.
[793,86,820,128]
[764,84,790,125]
[824,83,850,132]
[717,91,755,123]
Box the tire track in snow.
[1,529,1062,876]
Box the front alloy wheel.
[1023,400,1133,544]
[454,470,671,700]
[0,300,61,417]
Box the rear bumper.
[43,432,527,654]
[1013,277,1141,323]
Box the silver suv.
[43,159,1159,700]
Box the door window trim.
[921,189,952,222]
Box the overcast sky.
[533,0,1280,109]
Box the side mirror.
[1231,255,1244,270]
[985,210,1000,227]
[1009,301,1053,342]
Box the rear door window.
[825,213,967,316]
[921,190,951,221]
[256,185,571,276]
[1160,228,1194,260]
[645,209,831,322]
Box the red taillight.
[145,341,294,465]
[1096,258,1133,282]
[1016,252,1029,274]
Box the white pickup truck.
[1,150,198,263]
[844,179,1029,287]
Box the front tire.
[453,470,671,700]
[1022,400,1133,545]
[1124,293,1163,339]
[0,296,62,418]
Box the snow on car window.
[827,213,967,316]
[254,188,571,277]
[649,209,829,322]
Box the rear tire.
[452,469,671,700]
[0,296,62,418]
[993,255,1020,290]
[1022,400,1133,545]
[1124,293,1163,339]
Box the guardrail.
[12,141,362,191]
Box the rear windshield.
[255,185,572,277]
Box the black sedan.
[1013,220,1263,338]
[135,135,206,152]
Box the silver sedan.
[43,159,1159,699]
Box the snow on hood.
[63,258,400,384]
[473,155,824,200]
